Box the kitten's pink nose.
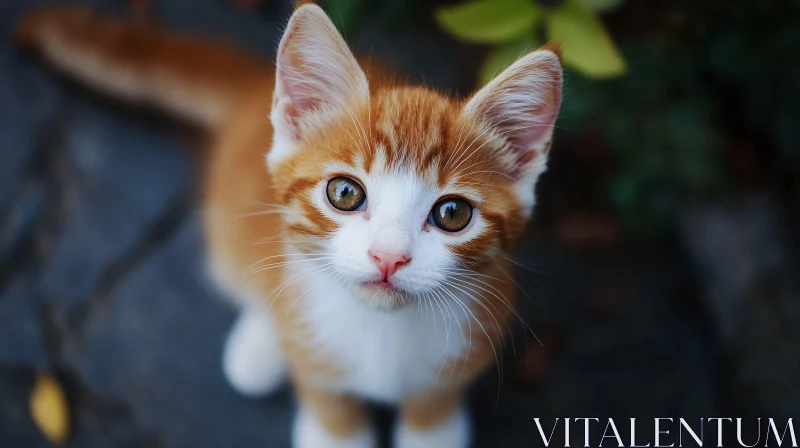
[369,250,411,279]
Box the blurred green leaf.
[432,0,797,236]
[580,0,626,13]
[478,33,540,86]
[546,0,626,78]
[435,0,540,44]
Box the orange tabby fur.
[17,3,562,446]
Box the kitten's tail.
[15,6,272,130]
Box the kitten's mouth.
[357,280,411,311]
[362,280,399,291]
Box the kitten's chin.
[355,283,412,312]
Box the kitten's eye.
[326,177,366,212]
[430,198,472,232]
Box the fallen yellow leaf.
[29,372,70,445]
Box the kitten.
[17,2,563,447]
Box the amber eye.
[326,177,366,212]
[429,198,473,232]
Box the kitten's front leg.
[395,389,470,448]
[293,383,376,448]
[222,305,286,397]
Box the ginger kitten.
[17,2,563,447]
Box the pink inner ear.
[524,86,561,146]
[502,68,561,151]
[466,50,563,177]
[272,4,369,141]
[277,47,325,122]
[502,88,561,156]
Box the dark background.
[0,0,798,446]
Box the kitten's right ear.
[271,4,368,143]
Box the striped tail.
[16,6,273,130]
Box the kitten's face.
[272,89,532,309]
[267,4,561,311]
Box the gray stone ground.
[1,1,797,447]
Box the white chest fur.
[291,263,470,403]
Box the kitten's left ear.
[270,4,368,144]
[463,47,563,210]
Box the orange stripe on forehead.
[366,87,465,177]
[331,145,357,167]
[365,124,392,173]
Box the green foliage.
[559,36,728,230]
[432,0,799,233]
[547,0,626,78]
[478,33,541,85]
[434,0,541,44]
[434,0,627,83]
[579,0,625,13]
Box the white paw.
[293,408,376,448]
[222,307,286,397]
[395,407,470,448]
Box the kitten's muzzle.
[368,249,411,281]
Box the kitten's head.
[268,4,562,311]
